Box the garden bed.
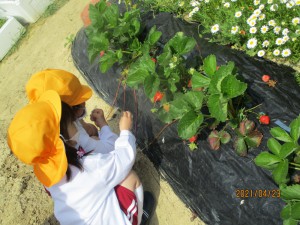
[72,10,300,225]
[0,16,25,61]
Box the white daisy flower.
[231,26,239,34]
[235,11,242,17]
[292,17,300,25]
[261,25,269,33]
[257,50,265,57]
[282,28,289,35]
[224,2,230,7]
[262,40,270,47]
[259,4,265,10]
[267,0,273,3]
[190,0,200,6]
[259,14,266,20]
[281,49,291,57]
[254,0,260,6]
[253,9,261,16]
[283,35,289,42]
[188,11,195,18]
[274,26,281,34]
[276,38,284,45]
[280,0,288,3]
[193,7,199,12]
[247,38,258,49]
[211,24,220,33]
[286,1,295,8]
[250,27,257,34]
[273,49,280,56]
[247,18,257,27]
[270,4,278,11]
[296,0,300,5]
[268,20,276,26]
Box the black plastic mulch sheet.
[72,12,300,225]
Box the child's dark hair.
[60,101,83,181]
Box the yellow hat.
[7,90,67,187]
[26,69,92,106]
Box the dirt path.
[0,0,204,224]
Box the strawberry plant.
[255,115,300,225]
[86,1,162,73]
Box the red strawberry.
[259,115,270,125]
[262,75,270,82]
[153,91,164,103]
[189,135,197,143]
[100,51,105,57]
[151,58,157,63]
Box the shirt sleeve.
[95,130,136,188]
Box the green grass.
[0,18,7,29]
[40,0,70,19]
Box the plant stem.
[290,162,300,167]
[244,103,262,113]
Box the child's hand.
[90,109,108,128]
[119,111,132,131]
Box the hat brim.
[70,84,92,106]
[33,138,67,187]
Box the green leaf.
[281,202,300,220]
[203,55,217,77]
[90,32,109,50]
[167,32,196,55]
[245,130,263,147]
[168,97,191,119]
[279,142,299,159]
[272,159,289,185]
[99,51,118,73]
[234,137,247,156]
[290,115,300,141]
[191,71,211,88]
[267,138,282,156]
[178,111,203,139]
[144,74,160,98]
[147,26,162,46]
[157,107,173,123]
[208,130,220,150]
[207,94,228,122]
[220,131,231,144]
[281,184,300,201]
[126,68,149,88]
[283,218,299,225]
[271,127,293,143]
[102,4,119,27]
[254,152,282,169]
[221,75,247,99]
[183,91,204,109]
[157,49,172,66]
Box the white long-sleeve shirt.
[47,130,136,225]
[74,120,118,154]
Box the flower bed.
[72,6,300,224]
[0,17,25,61]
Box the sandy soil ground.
[0,0,205,224]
